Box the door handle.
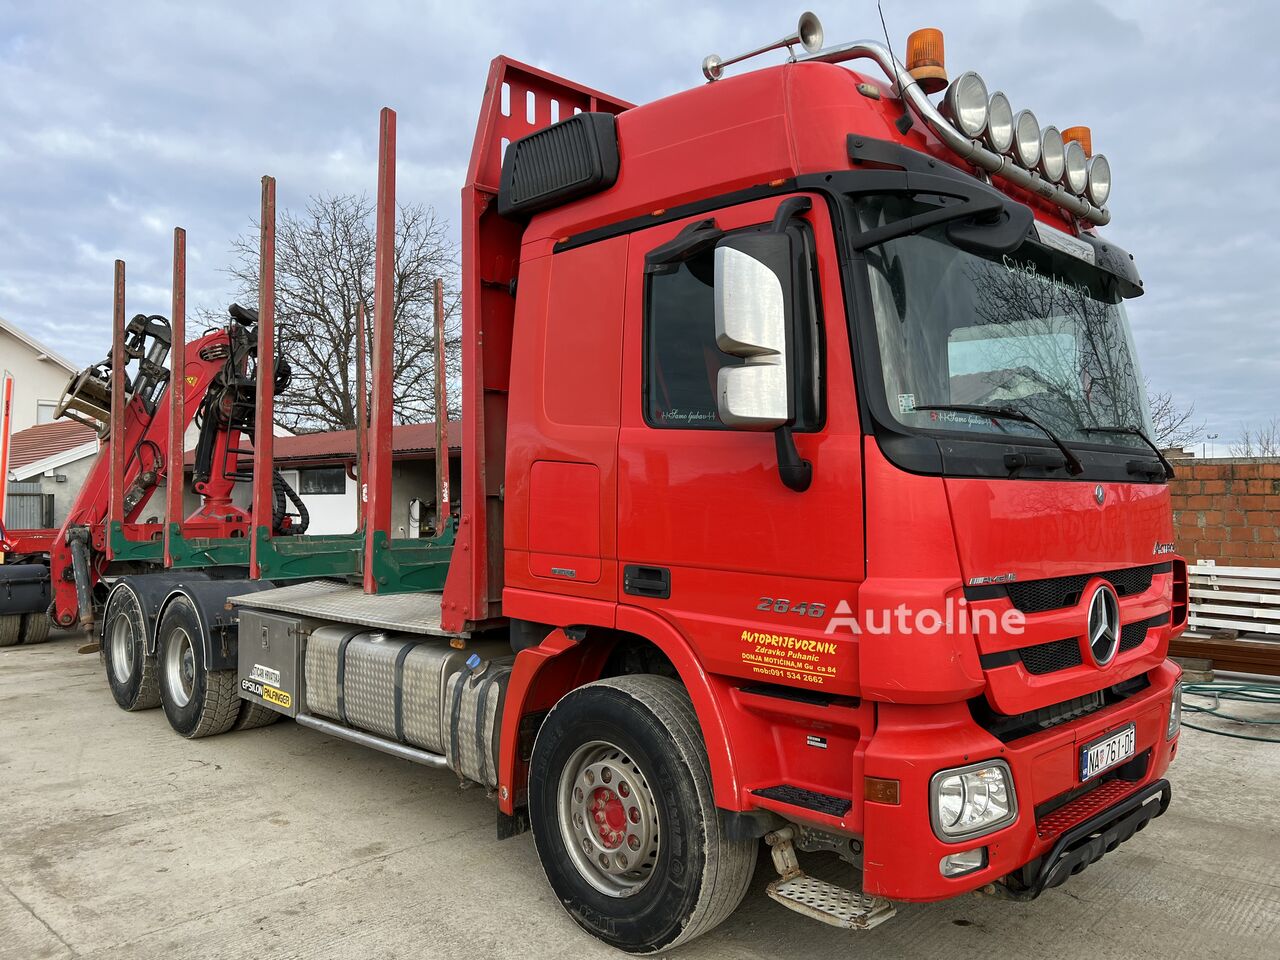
[624,565,671,599]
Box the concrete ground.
[2,631,1278,960]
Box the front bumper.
[860,659,1180,901]
[998,779,1170,900]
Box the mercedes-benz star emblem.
[1086,584,1120,667]
[1094,484,1105,504]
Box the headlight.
[1039,125,1065,182]
[1167,683,1182,739]
[930,760,1017,841]
[1011,109,1041,168]
[1087,153,1111,207]
[1063,139,1088,194]
[984,91,1014,154]
[942,71,989,138]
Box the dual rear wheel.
[0,612,52,647]
[103,588,278,735]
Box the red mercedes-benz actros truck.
[13,11,1185,953]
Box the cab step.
[764,827,896,931]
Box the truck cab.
[482,19,1181,944]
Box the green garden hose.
[1179,680,1280,744]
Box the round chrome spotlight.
[1039,125,1065,183]
[941,71,989,138]
[985,91,1014,154]
[1087,154,1111,207]
[1011,109,1041,168]
[1064,139,1088,194]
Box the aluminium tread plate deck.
[229,579,461,637]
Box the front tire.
[157,596,240,738]
[102,588,160,711]
[528,676,755,954]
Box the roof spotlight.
[941,71,989,138]
[984,91,1014,154]
[1039,125,1065,182]
[1011,109,1040,168]
[1064,139,1088,194]
[1087,154,1111,207]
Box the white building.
[0,313,79,432]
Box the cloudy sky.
[1,1,1273,446]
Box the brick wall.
[1169,458,1280,567]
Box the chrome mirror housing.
[714,235,792,429]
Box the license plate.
[1079,723,1136,782]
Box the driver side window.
[642,220,823,431]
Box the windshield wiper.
[911,403,1085,476]
[1081,426,1175,480]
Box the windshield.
[855,194,1153,448]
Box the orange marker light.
[865,776,901,805]
[1063,125,1093,157]
[905,28,947,94]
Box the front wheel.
[528,676,755,954]
[157,596,240,738]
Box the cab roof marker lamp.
[796,38,1111,225]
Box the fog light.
[941,71,989,139]
[940,847,988,877]
[1087,153,1111,207]
[1167,683,1182,739]
[931,760,1017,841]
[1039,125,1065,182]
[1064,139,1088,194]
[984,91,1014,154]
[1011,109,1041,168]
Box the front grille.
[971,673,1150,743]
[1019,638,1083,675]
[1001,564,1162,613]
[1119,612,1172,652]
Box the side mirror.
[713,229,813,492]
[714,233,793,429]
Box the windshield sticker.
[898,393,917,414]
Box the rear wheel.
[19,612,51,644]
[102,588,160,711]
[0,615,20,647]
[157,596,239,738]
[234,700,283,731]
[528,676,756,954]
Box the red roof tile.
[7,420,98,471]
[183,421,459,466]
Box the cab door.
[617,194,865,695]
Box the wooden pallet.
[1170,563,1280,676]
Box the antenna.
[877,1,914,134]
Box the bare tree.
[222,194,461,431]
[1231,418,1280,457]
[1146,383,1203,450]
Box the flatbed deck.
[230,579,463,637]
